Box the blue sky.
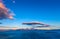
[1,0,60,27]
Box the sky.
[0,0,60,27]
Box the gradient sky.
[0,0,60,27]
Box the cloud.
[0,1,15,20]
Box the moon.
[12,0,15,3]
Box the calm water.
[0,30,60,39]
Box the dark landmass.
[0,29,60,39]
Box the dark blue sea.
[0,29,60,39]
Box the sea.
[0,29,60,39]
